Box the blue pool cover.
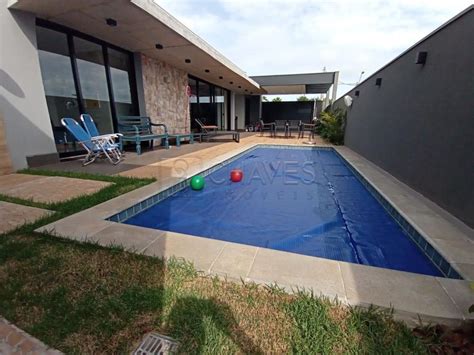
[125,147,442,276]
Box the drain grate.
[132,332,179,355]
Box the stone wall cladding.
[141,54,190,134]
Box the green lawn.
[0,169,434,353]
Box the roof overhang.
[251,72,336,95]
[8,0,264,94]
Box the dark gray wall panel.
[262,101,315,123]
[333,9,474,227]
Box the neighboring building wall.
[140,54,189,133]
[262,101,315,123]
[0,4,58,170]
[234,94,245,130]
[333,8,474,228]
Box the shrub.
[318,109,346,145]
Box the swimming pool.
[124,147,443,277]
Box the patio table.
[168,133,195,147]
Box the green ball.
[190,175,205,190]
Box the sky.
[156,0,472,99]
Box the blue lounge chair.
[81,114,123,142]
[80,113,101,137]
[61,117,122,166]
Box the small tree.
[318,108,346,145]
[272,97,282,102]
[262,96,269,102]
[297,95,310,101]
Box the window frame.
[36,18,139,138]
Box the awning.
[9,0,264,94]
[251,72,337,95]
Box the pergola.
[251,71,339,109]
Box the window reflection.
[37,27,81,153]
[189,77,228,131]
[37,22,139,157]
[74,37,114,134]
[108,48,136,116]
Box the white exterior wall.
[0,3,57,170]
[229,91,235,130]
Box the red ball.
[230,169,243,182]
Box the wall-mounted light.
[355,90,360,97]
[250,91,253,94]
[238,86,241,88]
[106,18,117,27]
[245,89,248,92]
[184,59,191,63]
[229,81,233,84]
[205,69,210,73]
[415,51,427,65]
[219,76,223,79]
[375,78,382,87]
[155,43,163,50]
[344,95,353,107]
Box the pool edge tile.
[247,247,347,302]
[339,261,463,325]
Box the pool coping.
[36,143,474,326]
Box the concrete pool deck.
[36,135,474,326]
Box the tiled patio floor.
[39,132,260,176]
[36,134,474,326]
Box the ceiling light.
[155,43,163,50]
[106,18,117,27]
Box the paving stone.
[0,173,45,191]
[437,278,474,320]
[0,201,53,234]
[248,248,346,300]
[210,242,259,279]
[0,174,111,203]
[0,317,62,354]
[6,330,23,346]
[144,231,226,272]
[340,262,462,321]
[93,223,164,252]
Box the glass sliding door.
[36,20,139,157]
[188,76,229,131]
[37,27,82,154]
[74,37,114,134]
[108,48,137,117]
[215,87,227,130]
[189,78,199,130]
[198,81,213,125]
